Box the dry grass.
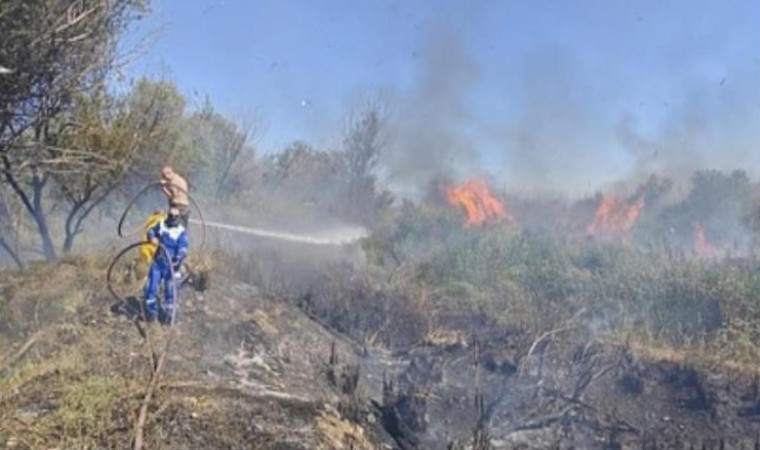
[250,308,279,336]
[422,328,468,349]
[0,255,151,449]
[0,256,104,333]
[611,331,760,379]
[316,405,373,450]
[0,325,144,450]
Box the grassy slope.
[0,257,390,450]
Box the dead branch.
[0,330,41,374]
[511,404,575,432]
[132,329,171,450]
[519,325,577,377]
[571,362,616,401]
[56,4,98,34]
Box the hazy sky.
[125,0,760,195]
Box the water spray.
[191,219,368,246]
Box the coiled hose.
[107,182,207,303]
[117,181,207,249]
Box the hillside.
[0,258,394,449]
[2,258,760,449]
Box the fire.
[694,222,719,260]
[586,194,644,238]
[446,179,515,227]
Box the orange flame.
[694,222,719,260]
[586,194,644,238]
[446,179,515,227]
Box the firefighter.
[160,166,190,227]
[143,207,189,324]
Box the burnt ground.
[1,262,760,449]
[384,331,760,449]
[0,262,394,450]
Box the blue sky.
[125,0,760,194]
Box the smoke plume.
[500,49,624,196]
[378,30,760,199]
[382,29,480,196]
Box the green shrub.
[356,201,760,359]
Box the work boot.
[160,306,176,326]
[144,298,159,322]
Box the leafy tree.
[340,101,393,224]
[122,77,191,183]
[52,88,180,252]
[0,0,148,259]
[186,102,257,201]
[638,170,752,250]
[258,141,346,218]
[247,102,393,225]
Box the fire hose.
[117,181,207,249]
[107,182,207,303]
[130,242,180,450]
[106,240,191,304]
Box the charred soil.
[1,258,759,449]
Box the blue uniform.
[143,218,189,322]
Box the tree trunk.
[62,184,118,254]
[35,211,57,260]
[62,203,81,254]
[31,177,56,261]
[2,166,57,261]
[62,231,75,254]
[0,236,24,269]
